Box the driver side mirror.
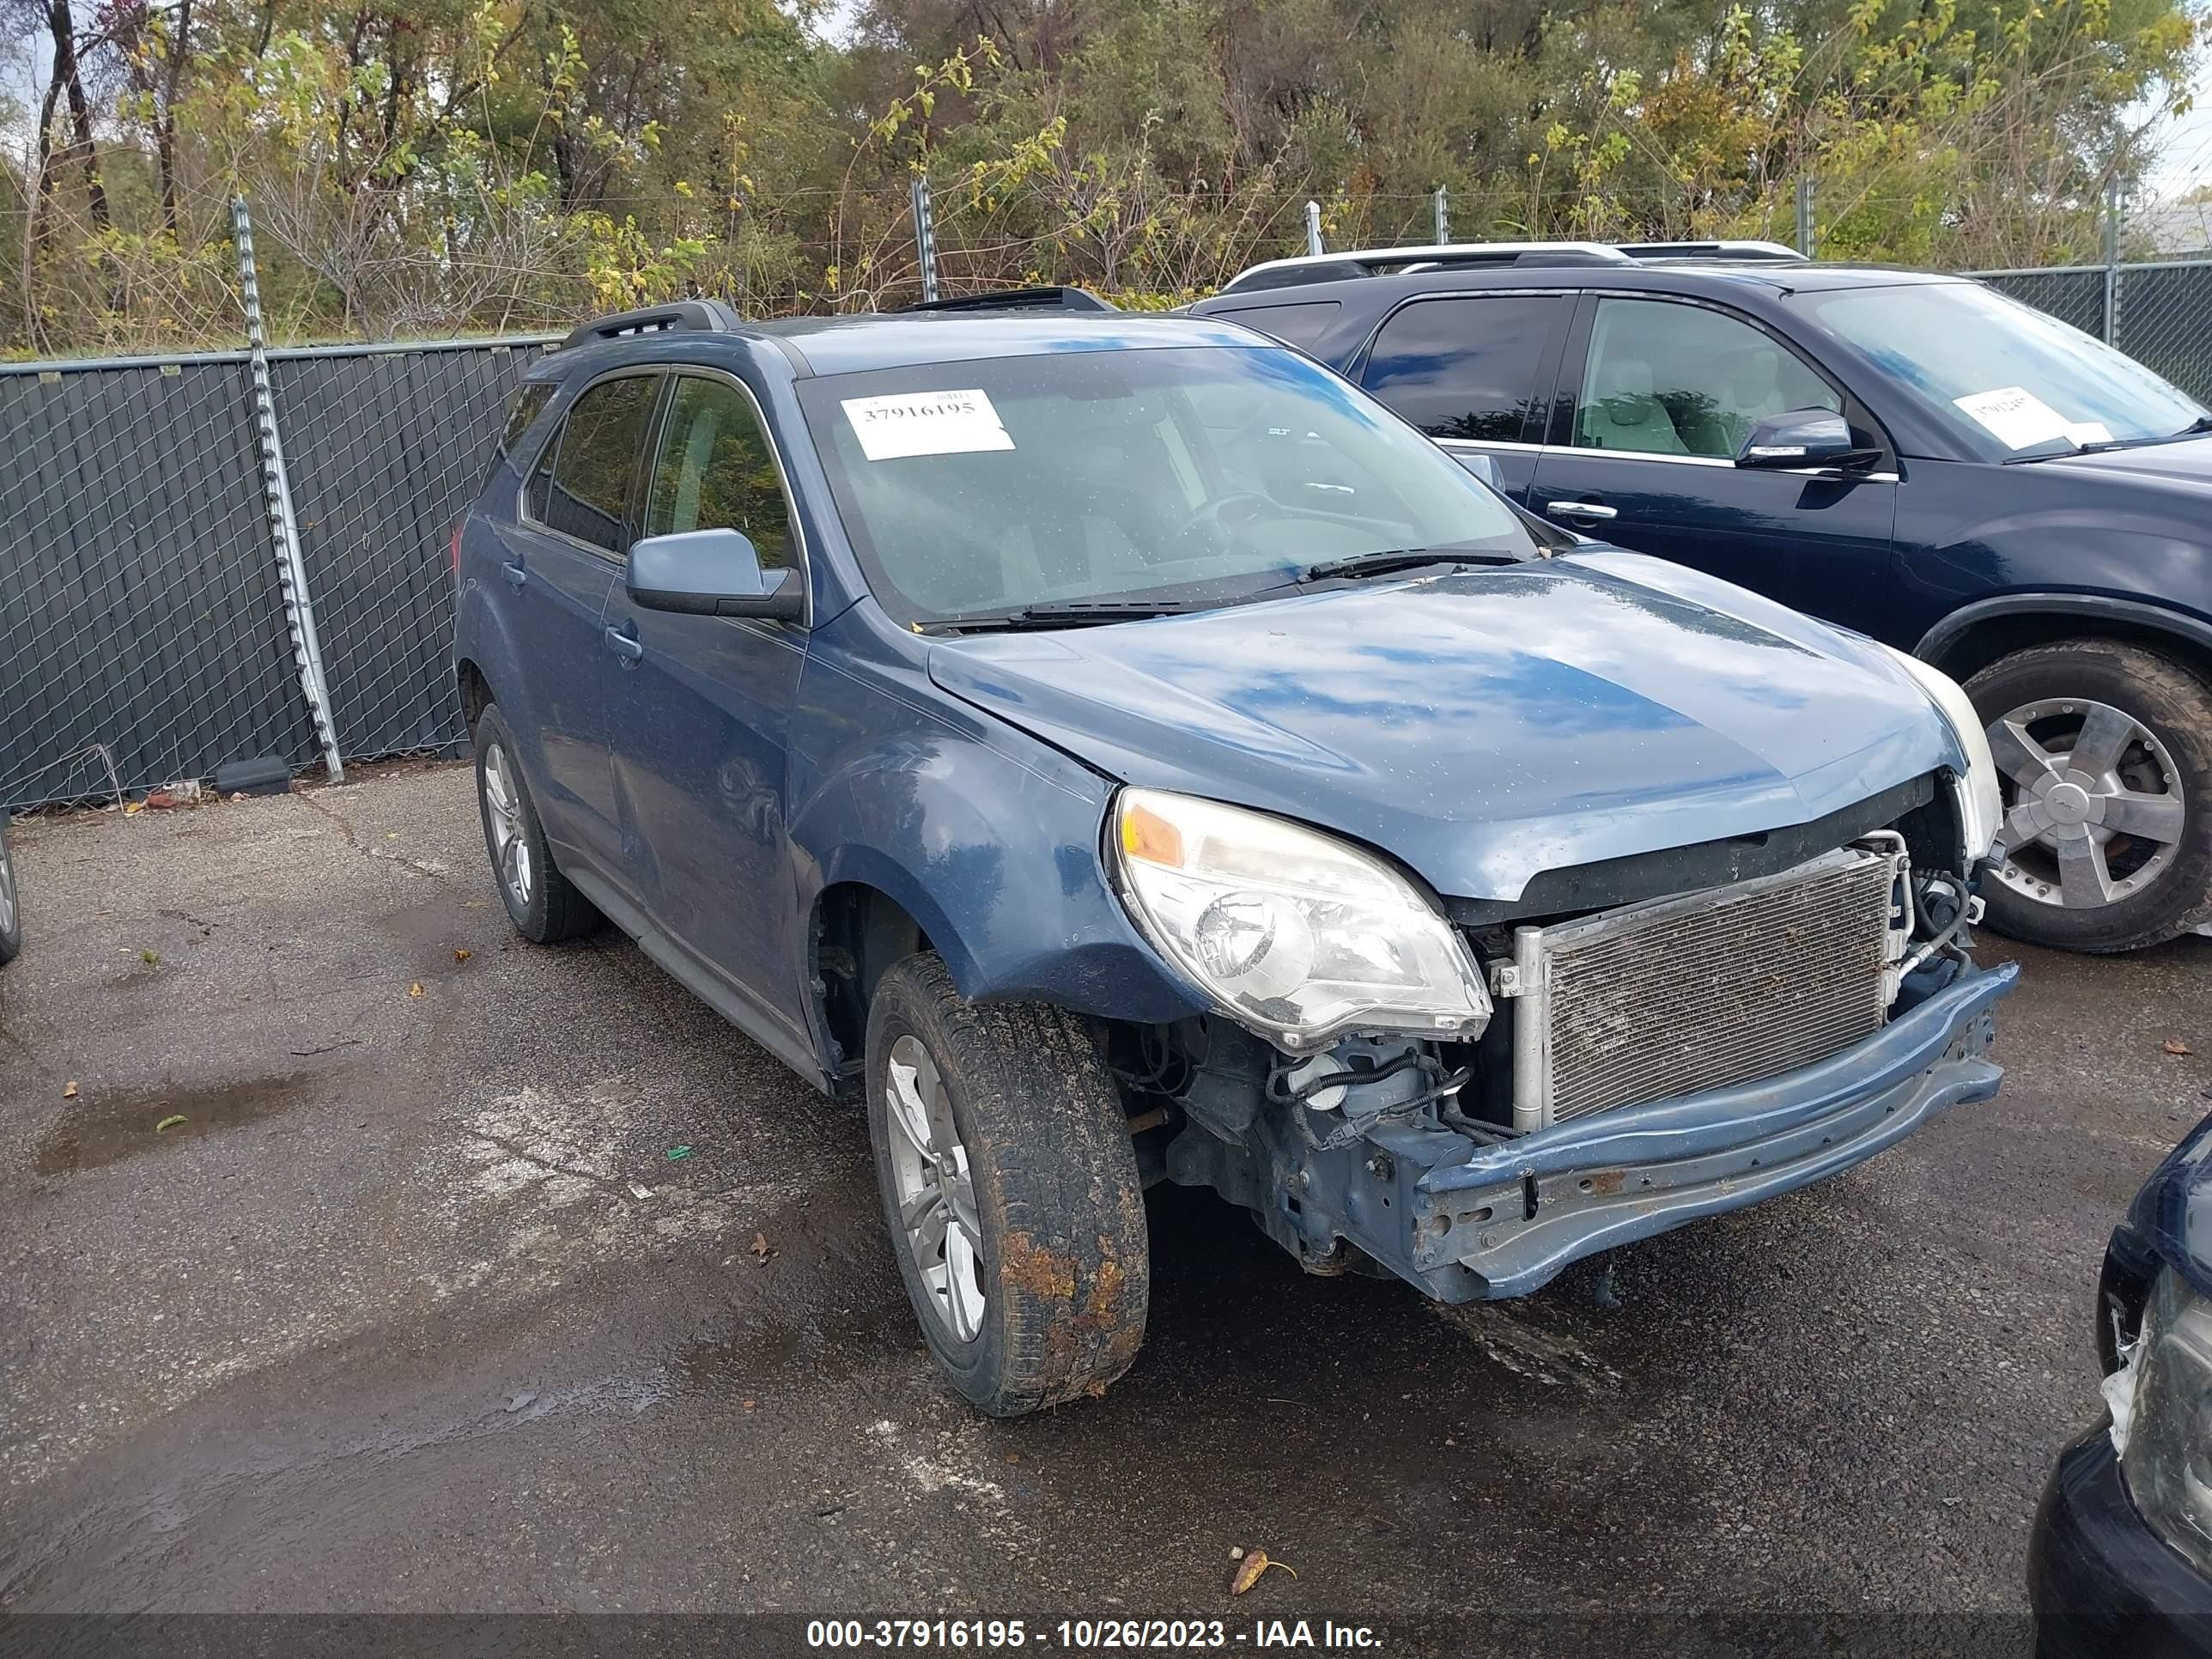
[626,527,805,623]
[1735,409,1883,473]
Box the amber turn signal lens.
[1119,801,1185,868]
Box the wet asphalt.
[1,765,2209,1641]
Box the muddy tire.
[1966,639,2212,953]
[865,951,1149,1416]
[0,821,21,965]
[472,702,600,945]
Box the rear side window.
[1362,295,1565,442]
[1215,301,1341,351]
[642,374,796,569]
[499,382,555,458]
[538,374,659,553]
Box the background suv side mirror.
[1735,408,1883,473]
[1454,452,1505,492]
[626,528,805,623]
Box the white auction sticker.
[842,389,1014,460]
[1953,386,2073,451]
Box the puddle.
[34,1073,324,1174]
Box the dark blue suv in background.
[1194,241,2212,953]
[453,295,2015,1414]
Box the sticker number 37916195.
[842,389,1016,461]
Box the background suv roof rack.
[559,299,741,350]
[1219,237,1812,294]
[1615,240,1808,264]
[1221,241,1635,294]
[898,286,1118,314]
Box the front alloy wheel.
[883,1033,988,1343]
[864,951,1150,1416]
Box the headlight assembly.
[2119,1268,2212,1575]
[1880,644,2003,866]
[1111,787,1491,1051]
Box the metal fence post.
[1433,185,1450,246]
[2103,178,2122,344]
[911,174,939,305]
[1305,200,1325,257]
[231,197,344,783]
[1796,175,1816,258]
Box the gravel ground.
[1,764,2207,1649]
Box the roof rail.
[898,286,1119,314]
[1220,241,1635,295]
[1615,240,1808,264]
[559,299,741,351]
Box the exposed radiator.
[1501,847,1901,1128]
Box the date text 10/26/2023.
[805,1619,1386,1650]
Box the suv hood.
[2041,433,2212,498]
[927,550,1961,902]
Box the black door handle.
[501,560,527,590]
[605,626,643,664]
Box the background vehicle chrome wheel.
[883,1033,988,1343]
[1987,696,2185,911]
[1967,641,2212,952]
[480,740,534,909]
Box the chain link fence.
[1969,261,2212,405]
[0,337,551,810]
[2,204,2209,811]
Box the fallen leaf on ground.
[1229,1549,1297,1595]
[123,800,143,817]
[144,791,179,811]
[1084,1380,1109,1399]
[155,1115,188,1133]
[63,1080,79,1099]
[453,948,472,963]
[750,1231,775,1265]
[140,949,159,966]
[2167,1037,2195,1056]
[741,1397,757,1411]
[408,981,425,998]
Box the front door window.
[1572,298,1841,459]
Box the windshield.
[1790,282,2208,457]
[796,343,1536,625]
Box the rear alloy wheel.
[1967,640,2212,952]
[471,702,600,945]
[865,952,1149,1416]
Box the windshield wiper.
[2010,412,2212,463]
[1297,546,1526,583]
[930,600,1193,634]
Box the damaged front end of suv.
[1106,775,2009,1303]
[980,567,2021,1308]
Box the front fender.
[788,622,1203,1025]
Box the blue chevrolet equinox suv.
[453,292,2018,1414]
[1194,240,2212,954]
